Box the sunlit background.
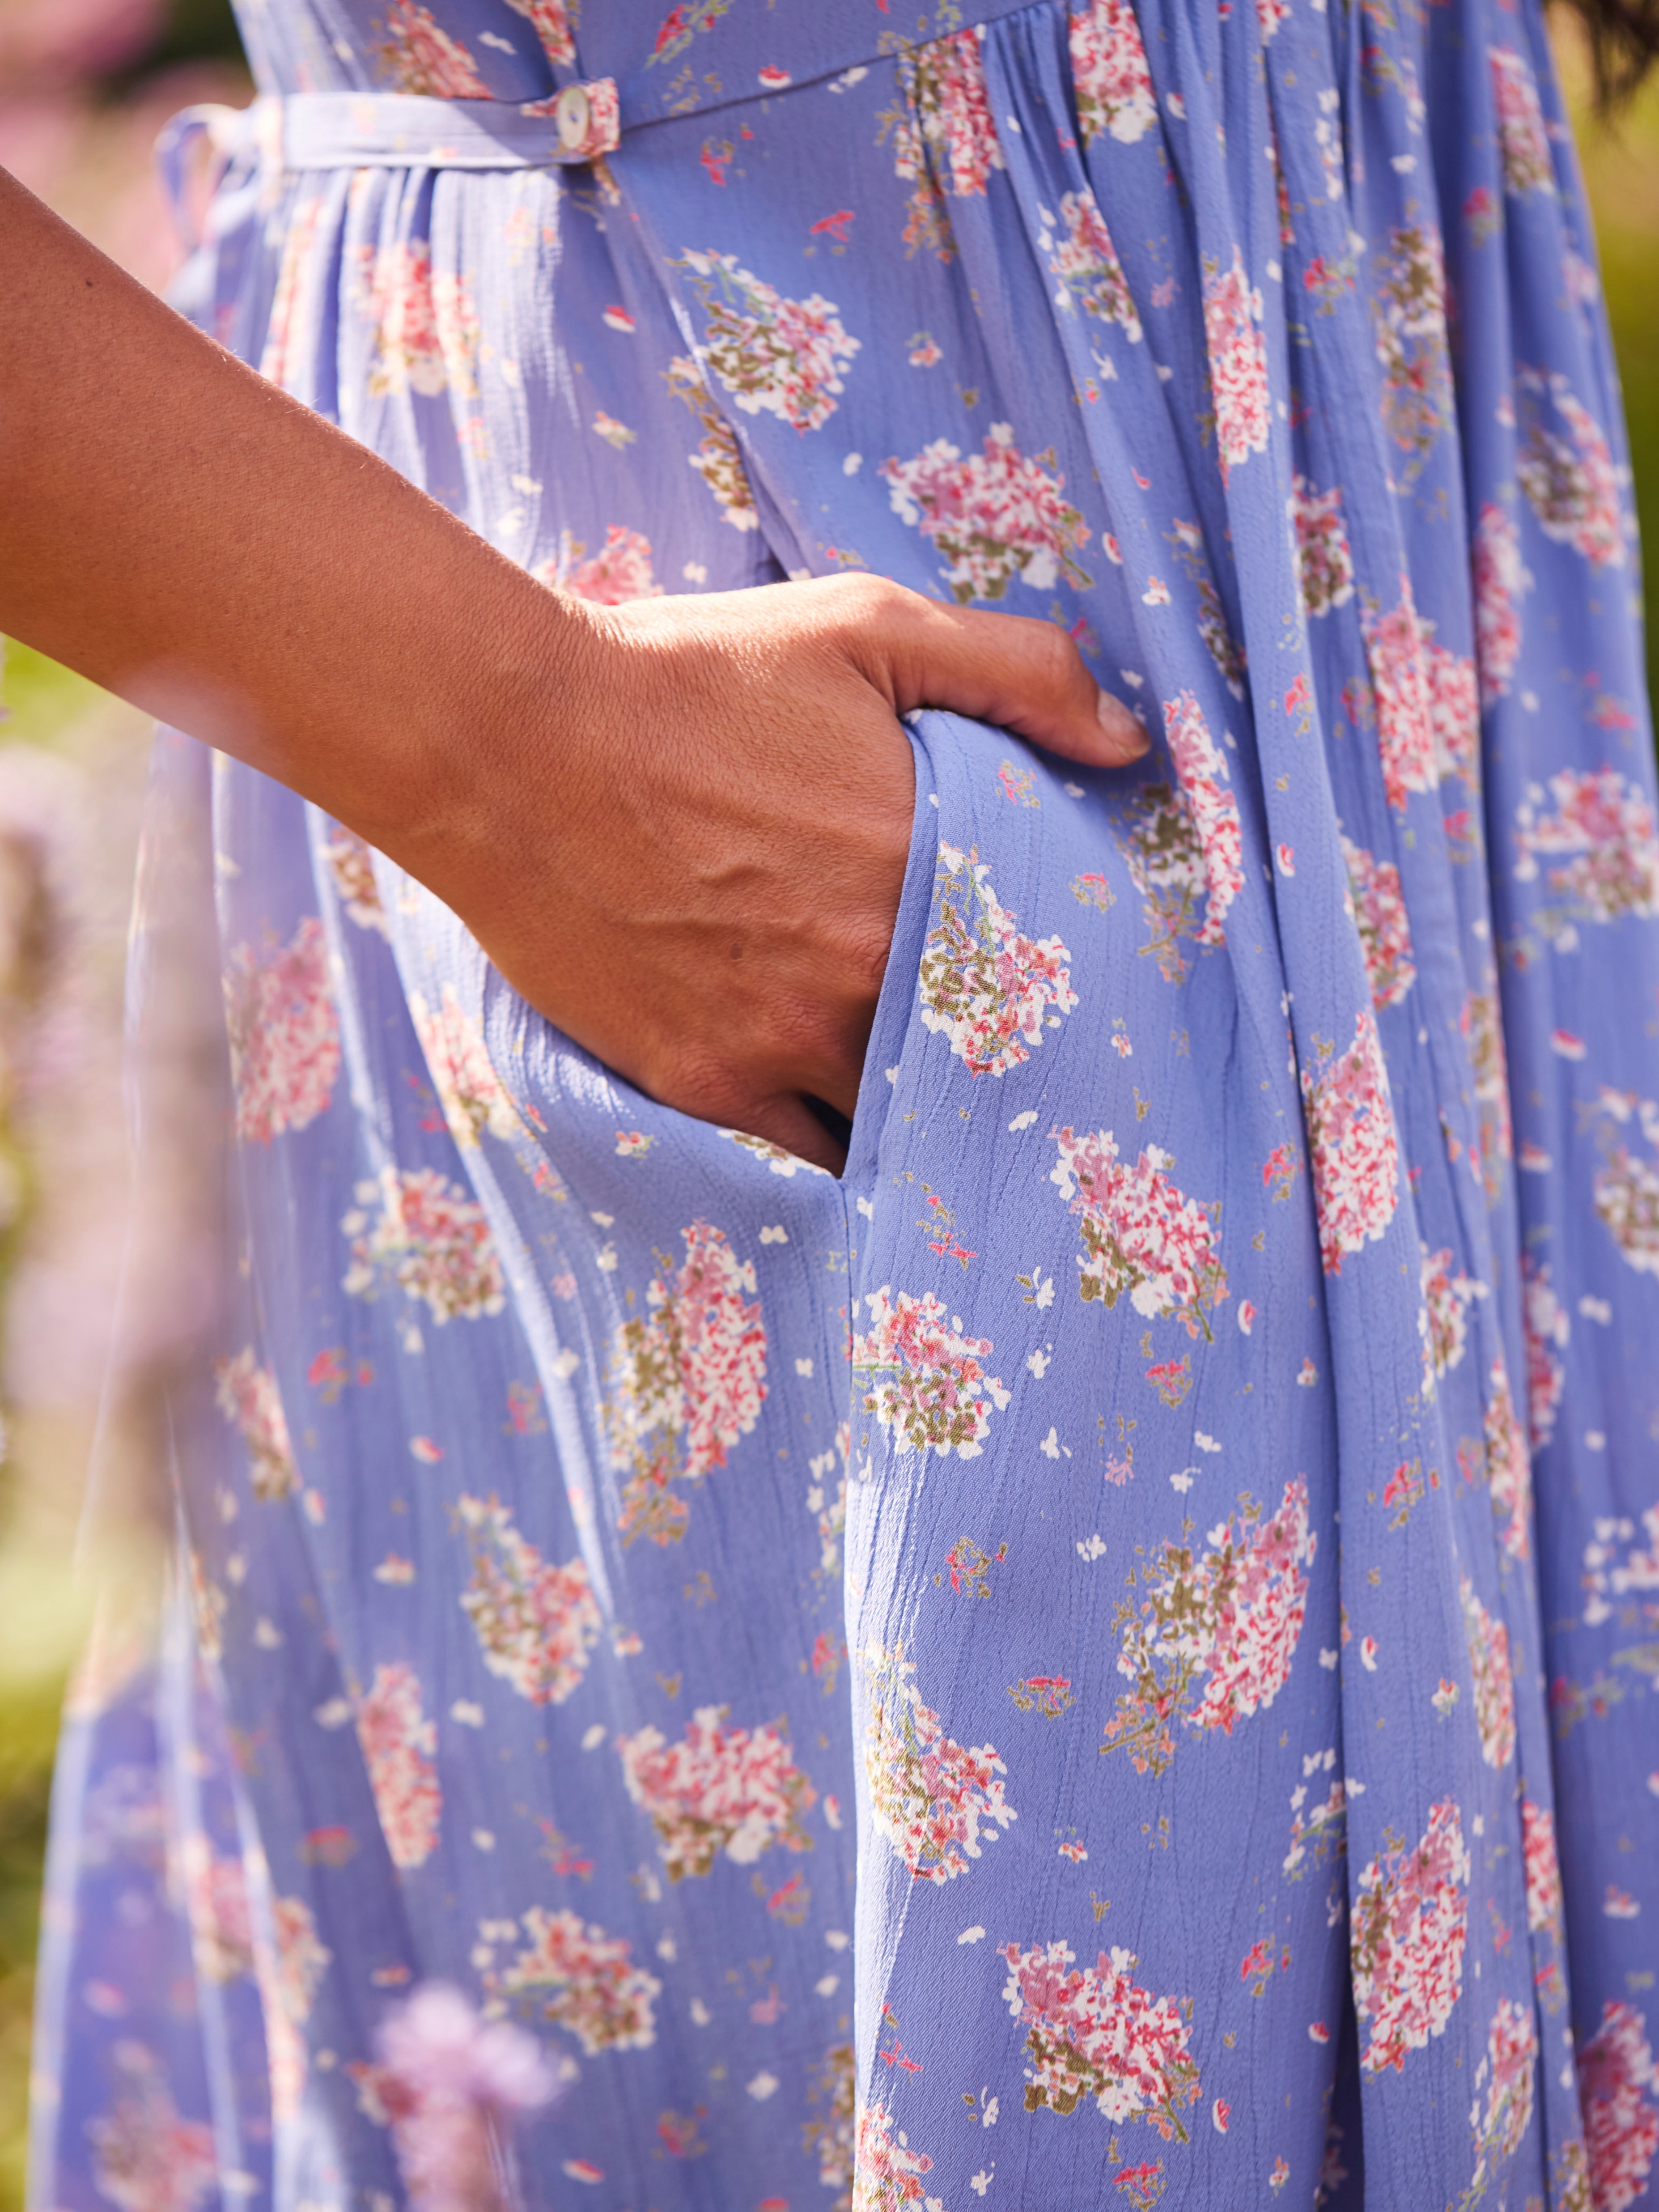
[0,4,1655,2204]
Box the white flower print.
[225,917,340,1144]
[1351,1799,1470,2074]
[352,239,481,399]
[1040,189,1143,340]
[864,1645,1016,1882]
[1203,247,1270,482]
[343,1167,506,1322]
[456,1494,602,1706]
[215,1348,298,1501]
[605,1221,768,1546]
[1458,1578,1516,1768]
[409,985,521,1150]
[1472,501,1532,703]
[1514,768,1659,934]
[852,1286,1009,1457]
[1102,1481,1315,1775]
[1516,370,1623,567]
[679,250,860,433]
[494,1906,661,2054]
[1068,0,1158,146]
[1489,47,1555,198]
[1000,1939,1201,2135]
[617,1704,816,1879]
[883,424,1092,602]
[918,841,1077,1075]
[356,1663,441,1870]
[1051,1124,1230,1337]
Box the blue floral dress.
[28,1,1659,2208]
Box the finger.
[723,1091,849,1177]
[868,590,1151,768]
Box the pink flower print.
[1372,222,1452,479]
[215,1347,299,1501]
[853,2102,942,2209]
[1516,372,1623,567]
[804,2043,856,2205]
[918,841,1077,1075]
[1256,0,1289,40]
[1481,1357,1533,1561]
[180,1834,255,1985]
[664,353,760,532]
[679,250,860,433]
[1419,1245,1481,1385]
[1000,1940,1201,2136]
[225,917,340,1143]
[900,30,1005,199]
[494,1906,661,2053]
[1114,2163,1169,2210]
[1300,1009,1401,1274]
[1040,189,1143,340]
[864,1645,1016,1882]
[456,1495,601,1706]
[375,0,489,93]
[503,0,575,67]
[1102,1480,1315,1775]
[1521,1799,1564,1940]
[1521,1255,1569,1448]
[1111,781,1221,983]
[1290,476,1355,617]
[1489,47,1555,197]
[1580,1506,1659,1631]
[617,1704,816,1880]
[1162,691,1242,949]
[1461,983,1514,1197]
[1341,835,1416,1010]
[1472,502,1532,702]
[343,1168,506,1323]
[322,822,389,934]
[1351,1800,1470,2074]
[1586,1088,1659,1274]
[1068,0,1157,146]
[1514,768,1659,936]
[1360,576,1443,812]
[852,1286,1009,1457]
[1458,1578,1515,1768]
[535,524,662,605]
[1580,2002,1659,2212]
[1426,639,1480,789]
[357,1663,442,1870]
[273,1892,331,2028]
[1467,1999,1538,2203]
[606,1221,768,1546]
[883,424,1093,603]
[259,194,326,391]
[87,2043,217,2212]
[353,240,481,399]
[1050,1124,1229,1339]
[409,986,522,1151]
[1203,247,1270,482]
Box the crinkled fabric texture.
[28,1,1659,2208]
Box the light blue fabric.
[30,2,1659,2208]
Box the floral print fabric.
[28,0,1659,2208]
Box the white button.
[555,82,591,150]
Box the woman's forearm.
[0,167,594,870]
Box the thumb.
[862,588,1151,768]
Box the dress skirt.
[27,0,1659,2206]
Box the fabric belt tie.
[155,0,1048,227]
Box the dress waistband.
[156,0,1053,219]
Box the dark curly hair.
[1558,0,1659,103]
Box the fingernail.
[1098,688,1151,756]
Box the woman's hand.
[418,576,1146,1172]
[0,167,1146,1173]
